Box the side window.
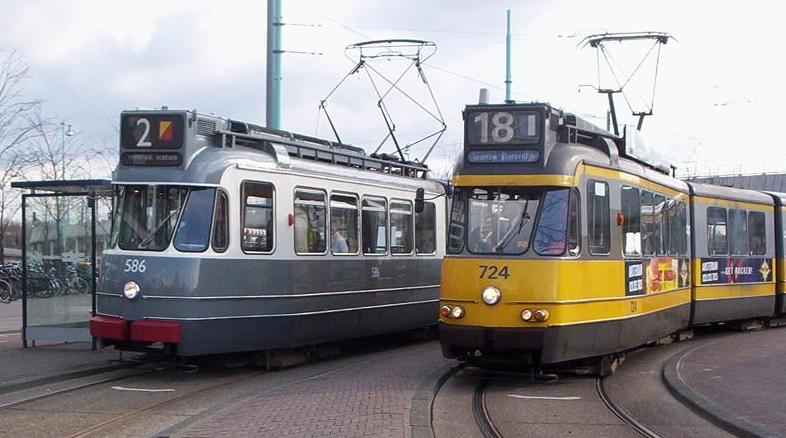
[641,191,654,256]
[707,207,728,255]
[587,180,610,254]
[677,201,688,256]
[667,200,678,255]
[212,190,229,253]
[654,194,665,255]
[362,197,387,255]
[330,193,359,254]
[748,211,766,255]
[294,189,327,254]
[174,188,216,253]
[728,209,748,256]
[415,201,437,255]
[447,189,467,254]
[621,186,641,256]
[390,200,413,254]
[242,182,274,252]
[567,189,580,256]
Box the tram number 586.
[124,259,147,273]
[479,265,510,279]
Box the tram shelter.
[11,179,112,347]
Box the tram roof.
[687,181,774,205]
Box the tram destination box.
[462,103,549,171]
[119,112,187,167]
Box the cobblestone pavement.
[175,341,449,437]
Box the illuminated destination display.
[466,110,539,146]
[467,149,540,164]
[120,114,185,150]
[121,152,183,167]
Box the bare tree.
[0,50,42,263]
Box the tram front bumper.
[439,324,546,351]
[89,315,182,344]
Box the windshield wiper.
[494,199,530,253]
[138,209,180,248]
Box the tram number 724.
[479,265,510,279]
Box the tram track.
[472,380,503,438]
[596,376,662,438]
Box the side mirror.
[414,188,425,214]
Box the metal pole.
[266,0,282,129]
[505,9,512,103]
[21,195,27,348]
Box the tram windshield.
[112,185,194,251]
[449,187,572,255]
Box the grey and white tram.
[90,109,447,356]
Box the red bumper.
[90,316,181,344]
[90,315,127,341]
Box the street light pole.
[60,121,73,180]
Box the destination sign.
[467,149,540,164]
[120,114,185,149]
[466,110,539,146]
[121,152,183,167]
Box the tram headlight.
[440,306,452,318]
[450,306,464,319]
[521,309,533,321]
[481,286,501,305]
[123,281,140,300]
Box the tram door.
[21,190,111,346]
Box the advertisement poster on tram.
[699,258,773,285]
[626,257,690,296]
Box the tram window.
[567,189,581,256]
[467,187,540,255]
[114,185,189,251]
[212,190,229,253]
[330,193,358,255]
[534,188,570,256]
[707,207,728,255]
[447,189,467,254]
[415,202,437,255]
[641,191,654,256]
[748,211,766,255]
[667,201,678,255]
[677,202,688,256]
[390,200,414,254]
[362,197,387,255]
[174,188,216,252]
[653,195,665,255]
[728,209,748,256]
[294,189,327,254]
[587,180,610,255]
[241,182,274,253]
[621,186,641,256]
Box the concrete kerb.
[661,347,776,438]
[409,363,456,438]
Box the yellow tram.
[439,102,782,369]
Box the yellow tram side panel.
[691,196,776,302]
[441,258,691,328]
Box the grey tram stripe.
[98,284,440,300]
[133,298,440,321]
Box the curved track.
[471,380,503,438]
[596,376,662,438]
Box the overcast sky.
[1,0,783,177]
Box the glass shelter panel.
[24,195,94,341]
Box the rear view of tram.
[90,109,446,356]
[439,102,691,369]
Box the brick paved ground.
[177,342,449,437]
